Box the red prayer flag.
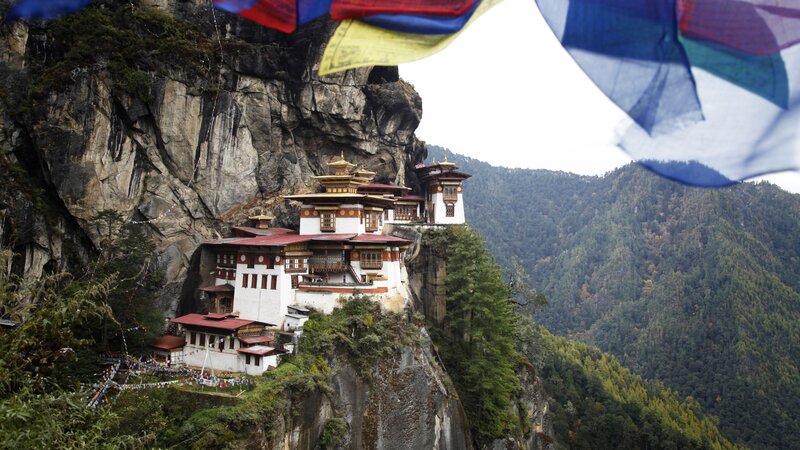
[329,0,477,20]
[235,0,297,33]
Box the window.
[444,185,458,201]
[320,211,336,232]
[250,275,257,289]
[396,205,416,221]
[365,211,379,232]
[254,356,261,367]
[199,333,206,347]
[242,274,249,288]
[219,337,225,351]
[285,257,305,272]
[209,335,215,348]
[266,255,275,269]
[245,354,251,365]
[261,274,268,289]
[291,275,299,289]
[361,250,383,269]
[446,203,455,217]
[271,275,277,290]
[220,297,233,313]
[190,332,196,346]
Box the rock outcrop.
[0,1,424,313]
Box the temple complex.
[163,152,471,373]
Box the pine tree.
[437,225,521,443]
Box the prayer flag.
[330,0,477,21]
[6,0,92,22]
[360,1,480,35]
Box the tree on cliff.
[89,210,164,353]
[0,251,141,448]
[437,225,521,443]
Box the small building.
[149,335,186,366]
[285,305,310,331]
[171,313,278,375]
[416,157,471,225]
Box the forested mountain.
[427,145,800,449]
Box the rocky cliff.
[0,0,424,312]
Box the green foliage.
[0,252,111,393]
[319,417,348,449]
[302,293,418,377]
[166,295,413,448]
[431,226,522,444]
[89,210,164,353]
[0,251,150,448]
[427,145,800,449]
[518,319,739,450]
[29,2,217,99]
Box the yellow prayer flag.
[319,0,504,76]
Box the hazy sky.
[400,0,800,193]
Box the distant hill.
[427,145,800,449]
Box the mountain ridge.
[427,144,800,449]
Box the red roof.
[237,345,279,356]
[198,284,235,293]
[350,234,411,244]
[171,313,272,330]
[239,336,274,345]
[205,234,314,247]
[149,335,186,350]
[205,233,408,247]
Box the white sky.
[399,0,800,193]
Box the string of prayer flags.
[537,0,800,186]
[318,0,502,75]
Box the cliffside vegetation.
[428,145,800,449]
[422,225,737,449]
[25,1,217,102]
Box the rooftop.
[198,284,235,293]
[237,345,280,356]
[149,335,186,350]
[171,313,273,331]
[205,233,410,248]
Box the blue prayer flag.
[6,0,92,22]
[361,1,479,35]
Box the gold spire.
[248,209,274,229]
[327,151,357,175]
[439,155,455,166]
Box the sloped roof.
[350,234,411,244]
[171,313,272,331]
[237,345,280,356]
[198,284,235,293]
[149,335,186,350]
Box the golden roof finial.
[432,156,437,164]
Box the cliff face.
[0,1,423,312]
